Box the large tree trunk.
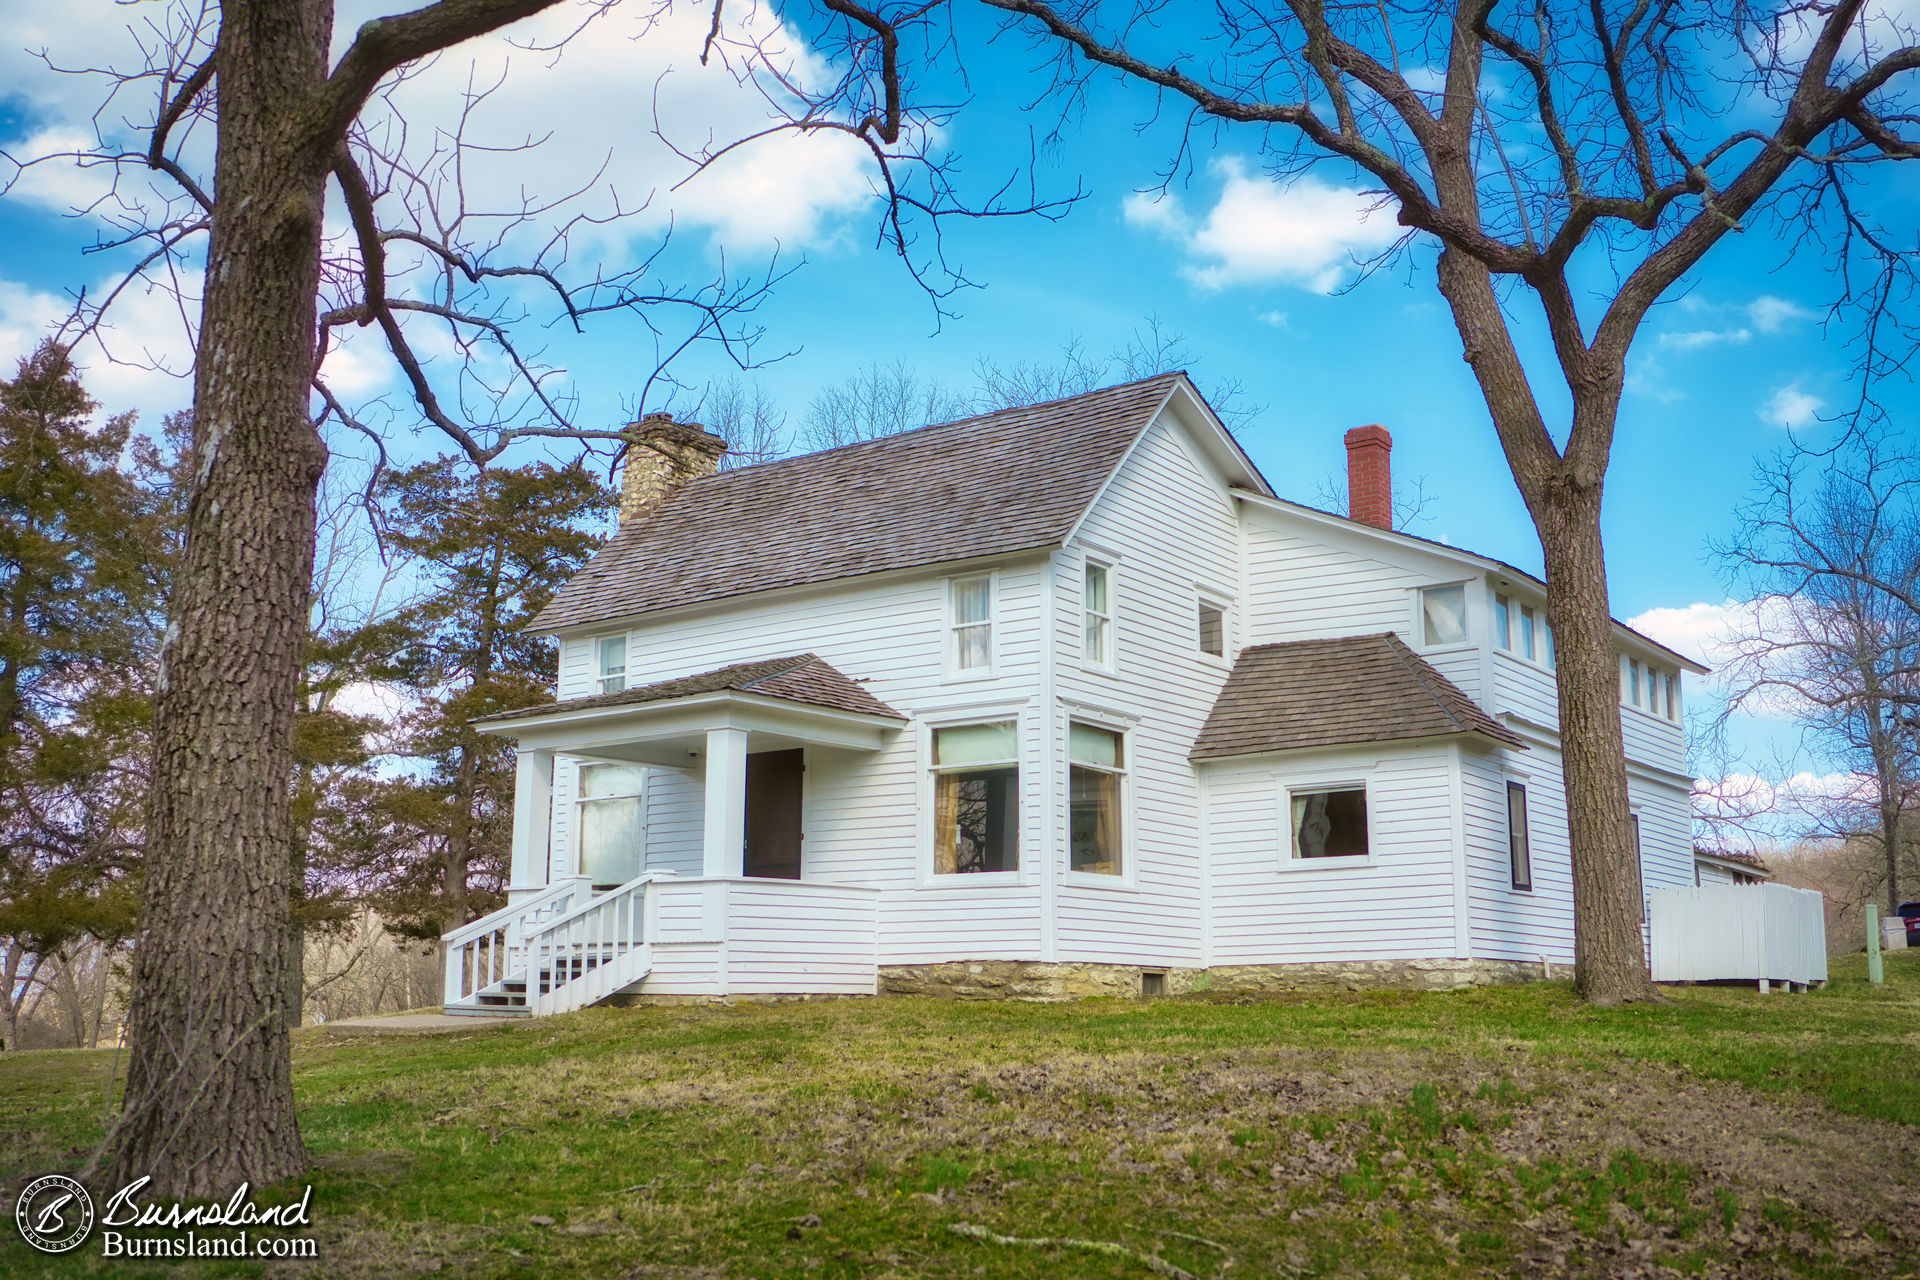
[1537,484,1662,1004]
[104,2,331,1198]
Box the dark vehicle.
[1899,902,1920,946]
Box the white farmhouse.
[443,374,1705,1015]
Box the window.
[1520,606,1537,661]
[596,635,628,695]
[1544,623,1556,670]
[1664,673,1679,721]
[1084,563,1112,667]
[1288,787,1369,860]
[1626,658,1642,707]
[1197,599,1226,658]
[578,763,645,887]
[949,576,993,672]
[1507,782,1532,891]
[1421,584,1467,646]
[1494,593,1511,650]
[932,722,1019,874]
[1069,723,1125,876]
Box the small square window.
[597,635,628,695]
[1288,787,1368,859]
[1421,585,1467,646]
[1494,593,1511,650]
[1197,600,1226,658]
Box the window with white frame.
[596,634,628,695]
[1420,584,1468,646]
[578,762,645,887]
[1197,598,1227,658]
[931,722,1019,873]
[1494,593,1512,650]
[1084,562,1113,667]
[1520,606,1537,661]
[949,575,993,672]
[1507,781,1532,891]
[1068,723,1125,876]
[1664,671,1680,721]
[1287,785,1369,860]
[1544,623,1557,669]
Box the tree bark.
[1535,467,1661,1003]
[105,2,331,1197]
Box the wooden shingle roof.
[470,654,906,724]
[1190,633,1524,761]
[531,374,1193,632]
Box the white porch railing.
[521,870,670,1015]
[442,876,590,1007]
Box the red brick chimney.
[1344,424,1393,530]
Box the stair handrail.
[443,876,589,948]
[521,868,671,1015]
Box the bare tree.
[799,358,973,449]
[3,0,788,1197]
[717,0,1920,1002]
[1716,425,1920,911]
[697,374,792,467]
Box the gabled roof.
[1191,633,1524,761]
[531,373,1269,633]
[470,654,906,725]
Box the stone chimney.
[618,413,728,524]
[1344,423,1393,531]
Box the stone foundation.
[879,956,1564,1001]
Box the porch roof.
[471,654,907,763]
[1191,633,1525,761]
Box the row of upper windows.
[1417,583,1682,724]
[587,566,1232,693]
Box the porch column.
[509,747,554,891]
[702,727,749,878]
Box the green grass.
[5,951,1920,1278]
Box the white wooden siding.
[1052,415,1244,967]
[1203,748,1460,963]
[1460,743,1575,964]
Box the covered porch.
[443,655,905,1016]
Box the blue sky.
[2,0,1912,818]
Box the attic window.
[1197,600,1226,658]
[597,635,628,695]
[1421,584,1467,646]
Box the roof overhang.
[1695,851,1771,879]
[1190,727,1521,765]
[475,689,903,765]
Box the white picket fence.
[1648,882,1828,989]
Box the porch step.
[443,999,531,1018]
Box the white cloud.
[1256,309,1289,329]
[1759,380,1824,429]
[1124,158,1403,292]
[4,0,877,263]
[1626,601,1736,670]
[1747,295,1817,334]
[1659,327,1751,351]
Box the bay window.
[1068,723,1125,876]
[932,722,1019,874]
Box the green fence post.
[1868,904,1884,985]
